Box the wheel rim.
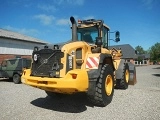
[125,69,129,83]
[105,75,113,96]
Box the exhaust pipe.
[70,16,78,41]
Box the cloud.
[33,14,95,27]
[56,18,70,26]
[7,0,33,7]
[55,16,95,26]
[33,14,55,25]
[70,15,95,20]
[54,0,84,5]
[142,0,155,9]
[24,3,32,7]
[4,25,39,37]
[38,4,57,12]
[83,16,95,20]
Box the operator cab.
[77,19,110,47]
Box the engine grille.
[31,49,63,77]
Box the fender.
[87,53,114,81]
[87,53,115,96]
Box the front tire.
[13,74,21,84]
[88,64,114,107]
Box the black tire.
[116,63,129,89]
[88,64,114,107]
[13,74,21,84]
[128,65,137,85]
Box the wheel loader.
[21,16,137,107]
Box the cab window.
[77,26,98,44]
[102,27,109,47]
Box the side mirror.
[53,45,59,50]
[115,31,120,42]
[115,38,120,42]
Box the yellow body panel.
[60,41,92,77]
[101,48,111,54]
[21,69,89,94]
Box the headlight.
[34,54,38,61]
[34,46,38,51]
[54,45,59,49]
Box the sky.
[0,0,160,50]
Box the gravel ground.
[0,65,160,120]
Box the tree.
[149,42,160,62]
[137,56,143,64]
[135,45,146,54]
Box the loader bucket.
[128,63,137,85]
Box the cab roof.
[77,19,110,30]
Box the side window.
[83,33,93,43]
[103,27,108,47]
[82,32,97,44]
[26,60,31,68]
[23,59,31,68]
[90,32,97,43]
[78,32,82,41]
[77,27,98,44]
[8,60,17,66]
[17,59,22,68]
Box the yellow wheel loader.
[21,16,137,107]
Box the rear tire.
[88,64,114,107]
[128,64,137,85]
[116,63,129,89]
[13,74,21,84]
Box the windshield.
[77,26,98,44]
